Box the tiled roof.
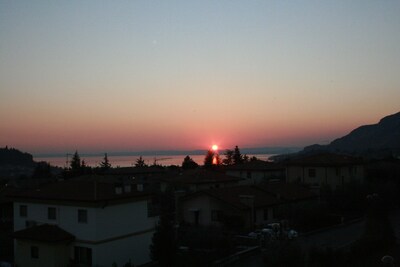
[284,153,363,166]
[185,185,282,210]
[106,166,166,175]
[8,179,150,203]
[0,185,17,204]
[162,169,242,185]
[226,160,284,171]
[13,224,75,242]
[256,183,316,202]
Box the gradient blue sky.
[1,1,399,154]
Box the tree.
[362,193,395,248]
[233,146,243,165]
[213,153,221,165]
[223,149,234,166]
[100,153,111,170]
[204,150,214,168]
[250,156,259,162]
[31,162,52,179]
[182,155,199,170]
[135,156,147,167]
[150,203,177,266]
[243,154,249,163]
[70,151,81,171]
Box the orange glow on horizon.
[212,144,218,151]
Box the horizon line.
[32,146,303,158]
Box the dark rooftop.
[8,179,150,203]
[257,183,317,202]
[106,166,166,176]
[284,153,363,166]
[162,169,242,185]
[226,159,284,171]
[185,185,282,210]
[14,224,75,242]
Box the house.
[180,185,282,230]
[256,183,318,223]
[284,153,365,190]
[257,183,317,203]
[225,160,286,184]
[159,169,243,193]
[9,179,158,267]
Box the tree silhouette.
[182,155,198,170]
[233,146,243,165]
[250,156,259,162]
[100,153,111,170]
[213,153,221,165]
[204,150,214,168]
[135,156,147,167]
[150,205,177,266]
[70,151,81,171]
[31,162,52,179]
[223,149,234,165]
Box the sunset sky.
[1,1,399,154]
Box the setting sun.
[212,144,218,151]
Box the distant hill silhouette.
[303,112,400,158]
[0,147,63,180]
[0,146,35,166]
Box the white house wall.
[14,202,97,241]
[93,230,154,267]
[94,201,157,241]
[13,199,158,266]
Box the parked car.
[287,229,298,240]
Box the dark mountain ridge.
[303,112,400,158]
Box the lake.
[34,153,275,168]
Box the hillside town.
[1,120,400,267]
[2,0,400,266]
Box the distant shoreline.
[33,147,302,158]
[33,153,281,168]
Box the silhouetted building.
[225,160,285,184]
[284,153,365,190]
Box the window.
[308,168,316,178]
[19,205,27,217]
[74,246,92,266]
[78,209,87,223]
[48,207,56,220]
[31,246,39,259]
[211,210,223,222]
